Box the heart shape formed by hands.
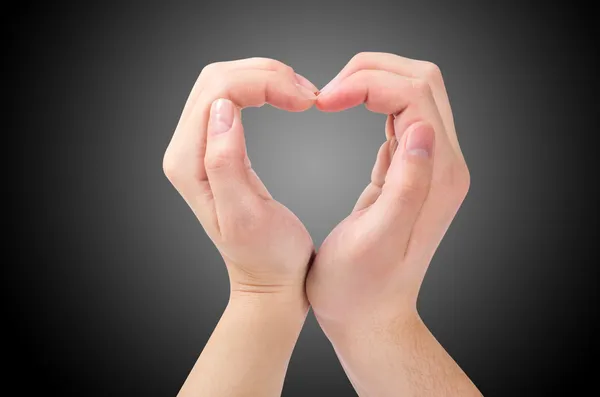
[163,53,470,326]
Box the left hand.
[307,52,471,333]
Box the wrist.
[228,286,309,326]
[223,292,309,352]
[318,304,422,348]
[225,252,313,303]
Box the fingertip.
[288,85,317,112]
[314,93,345,112]
[402,121,435,159]
[314,96,331,111]
[272,79,317,112]
[294,73,319,93]
[381,121,435,200]
[316,81,365,112]
[295,83,317,100]
[208,98,235,137]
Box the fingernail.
[294,73,318,93]
[295,84,317,100]
[319,78,338,95]
[405,123,435,158]
[209,99,234,135]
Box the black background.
[7,0,598,395]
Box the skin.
[306,52,481,396]
[163,58,318,397]
[164,53,482,396]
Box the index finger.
[319,52,461,156]
[163,69,316,231]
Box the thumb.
[204,99,261,227]
[367,121,435,253]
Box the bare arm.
[163,57,318,396]
[307,52,482,396]
[328,312,480,396]
[178,291,307,397]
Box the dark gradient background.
[8,0,597,395]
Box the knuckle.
[252,58,294,77]
[271,60,294,75]
[268,62,295,79]
[200,62,224,75]
[283,64,296,77]
[455,163,471,199]
[438,161,471,202]
[350,52,373,67]
[411,78,434,99]
[209,72,229,89]
[420,61,443,83]
[252,57,288,70]
[162,149,183,183]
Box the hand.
[308,52,470,329]
[164,58,320,397]
[163,58,318,301]
[306,53,478,396]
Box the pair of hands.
[164,52,475,396]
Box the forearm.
[178,289,308,397]
[326,312,482,397]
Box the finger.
[322,53,441,100]
[366,122,435,253]
[247,167,272,200]
[385,114,395,141]
[354,183,382,213]
[353,139,393,212]
[317,69,424,117]
[319,52,460,154]
[178,58,307,125]
[242,145,272,200]
[171,68,317,183]
[198,69,317,113]
[316,69,455,173]
[294,72,319,93]
[165,70,315,232]
[187,68,316,178]
[204,99,265,234]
